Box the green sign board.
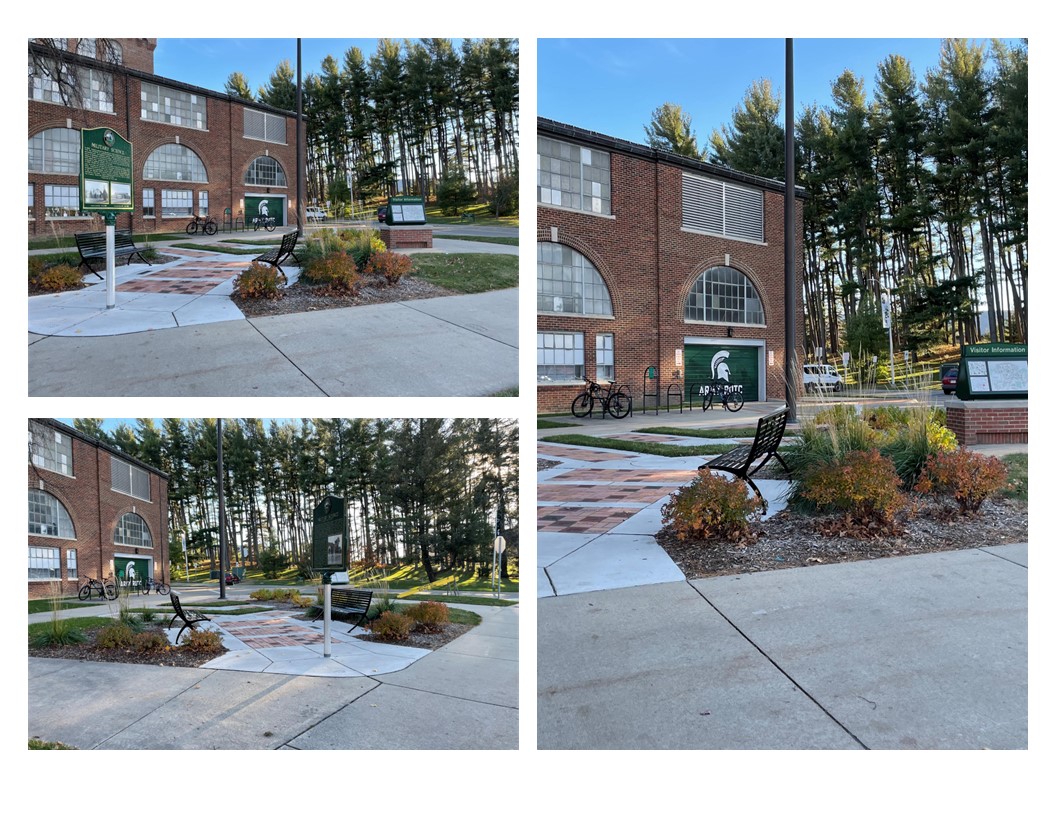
[312,495,348,572]
[80,127,133,213]
[685,344,760,402]
[245,194,286,227]
[115,555,151,589]
[956,343,1027,400]
[386,195,427,225]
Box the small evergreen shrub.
[132,630,169,653]
[370,611,414,642]
[34,263,84,292]
[916,448,1008,514]
[258,546,289,578]
[405,601,449,633]
[301,252,360,293]
[800,449,905,525]
[96,623,136,649]
[182,629,224,653]
[233,261,285,299]
[661,470,763,542]
[365,251,413,285]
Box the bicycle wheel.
[186,221,197,235]
[265,220,276,232]
[607,392,631,419]
[141,582,152,595]
[700,385,713,411]
[252,219,260,231]
[103,582,118,601]
[204,221,218,236]
[725,391,745,412]
[571,393,593,418]
[78,584,91,601]
[157,582,170,596]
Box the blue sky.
[538,38,1016,148]
[154,38,463,97]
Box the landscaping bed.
[355,622,473,651]
[234,274,456,317]
[656,494,1028,579]
[29,622,224,668]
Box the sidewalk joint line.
[688,582,870,750]
[396,298,518,350]
[244,319,331,396]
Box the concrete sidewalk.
[29,602,518,750]
[538,543,1026,749]
[29,288,518,396]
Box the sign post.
[312,495,349,658]
[881,290,894,385]
[80,128,133,309]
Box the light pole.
[492,529,506,599]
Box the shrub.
[139,608,158,624]
[30,594,87,648]
[181,629,224,653]
[258,546,289,578]
[436,166,477,215]
[29,256,49,283]
[916,448,1008,514]
[301,251,360,293]
[233,261,285,299]
[96,622,136,649]
[367,593,398,621]
[800,449,905,525]
[132,630,169,653]
[370,611,414,642]
[34,263,84,292]
[405,601,449,633]
[365,251,413,285]
[661,470,763,542]
[490,171,518,217]
[290,593,314,609]
[784,414,880,507]
[881,407,958,488]
[342,228,386,270]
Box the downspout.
[96,446,105,579]
[655,155,662,386]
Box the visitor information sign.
[80,128,133,214]
[312,495,349,572]
[955,343,1027,400]
[385,195,427,225]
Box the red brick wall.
[381,226,433,249]
[28,424,169,600]
[947,401,1028,445]
[29,47,297,239]
[537,138,803,414]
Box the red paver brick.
[537,443,633,461]
[536,505,639,533]
[538,484,674,503]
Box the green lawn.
[636,425,800,439]
[411,253,517,293]
[28,616,113,639]
[399,594,517,607]
[29,739,75,750]
[29,598,103,613]
[1001,453,1027,502]
[423,204,517,227]
[538,419,578,429]
[169,242,262,255]
[440,234,518,246]
[489,386,519,397]
[540,434,738,457]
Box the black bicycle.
[571,379,631,419]
[186,213,218,236]
[252,214,276,231]
[78,575,118,601]
[700,380,745,412]
[140,576,170,596]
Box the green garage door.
[245,194,286,227]
[685,343,760,402]
[114,555,152,590]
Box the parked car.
[224,572,241,585]
[376,205,388,223]
[803,364,844,393]
[941,363,959,395]
[305,206,327,222]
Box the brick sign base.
[380,224,432,249]
[946,399,1027,445]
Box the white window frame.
[114,512,153,550]
[29,546,61,581]
[684,266,766,327]
[537,242,614,317]
[141,81,208,130]
[44,184,84,219]
[537,331,585,384]
[28,490,76,539]
[67,549,78,579]
[160,189,193,219]
[537,136,612,217]
[142,188,155,218]
[596,333,615,382]
[30,421,73,476]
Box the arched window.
[537,242,613,316]
[143,143,208,182]
[684,266,765,326]
[245,156,287,187]
[76,38,96,58]
[28,490,75,539]
[28,128,80,174]
[114,513,152,549]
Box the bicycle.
[571,379,631,419]
[140,576,170,596]
[252,214,276,231]
[78,576,118,601]
[186,213,218,236]
[699,380,745,413]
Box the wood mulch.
[355,623,473,651]
[28,622,223,668]
[234,275,457,318]
[655,495,1028,579]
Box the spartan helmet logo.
[711,350,731,382]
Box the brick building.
[28,419,169,600]
[537,118,805,414]
[29,38,298,238]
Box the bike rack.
[642,367,660,415]
[666,383,684,414]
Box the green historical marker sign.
[385,195,427,225]
[955,343,1028,400]
[312,495,348,572]
[81,127,133,215]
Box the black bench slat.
[74,229,151,279]
[253,231,300,277]
[167,593,211,644]
[316,587,373,633]
[699,407,791,515]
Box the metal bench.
[74,229,152,279]
[167,593,211,644]
[699,407,791,515]
[315,587,373,633]
[252,231,301,278]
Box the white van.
[803,364,844,393]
